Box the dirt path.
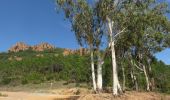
[0,91,80,100]
[0,89,170,100]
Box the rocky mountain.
[8,42,89,56]
[9,42,55,52]
[32,43,55,52]
[9,42,30,52]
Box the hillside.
[0,43,91,86]
[0,42,170,98]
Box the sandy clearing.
[0,89,170,100]
[0,91,80,100]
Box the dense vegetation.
[56,0,170,95]
[0,49,169,93]
[0,49,90,85]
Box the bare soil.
[0,82,170,100]
[0,88,170,100]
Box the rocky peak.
[32,42,55,52]
[9,42,30,52]
[8,42,55,52]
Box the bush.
[0,51,91,85]
[1,77,11,85]
[0,50,170,94]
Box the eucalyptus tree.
[56,0,129,95]
[93,21,104,91]
[72,2,97,91]
[95,0,169,93]
[56,0,104,92]
[95,0,130,95]
[119,0,170,91]
[56,0,170,95]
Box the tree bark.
[147,58,155,91]
[130,60,139,91]
[97,49,103,92]
[142,64,150,91]
[107,17,122,95]
[138,53,150,91]
[121,63,126,92]
[134,75,138,91]
[90,45,97,92]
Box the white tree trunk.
[90,47,97,91]
[148,59,155,91]
[111,41,122,95]
[131,70,138,91]
[130,60,139,91]
[107,17,122,95]
[143,64,150,91]
[138,53,150,91]
[97,52,103,91]
[134,75,138,91]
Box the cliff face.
[9,42,30,52]
[8,42,89,56]
[32,43,54,52]
[9,42,55,52]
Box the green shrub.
[1,77,11,85]
[0,50,170,94]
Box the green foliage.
[0,49,91,85]
[152,60,170,93]
[0,49,170,93]
[103,57,112,87]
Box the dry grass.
[0,92,8,97]
[0,82,170,100]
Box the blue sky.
[0,0,79,51]
[0,0,169,65]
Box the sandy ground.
[0,91,80,100]
[0,88,170,100]
[0,82,169,100]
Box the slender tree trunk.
[148,59,155,91]
[130,70,134,84]
[138,53,150,91]
[150,77,155,91]
[111,43,122,95]
[90,45,97,92]
[107,17,122,95]
[130,70,138,91]
[121,62,126,92]
[130,60,139,91]
[134,75,138,91]
[143,64,150,91]
[97,49,103,92]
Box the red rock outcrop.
[9,42,55,52]
[9,42,30,52]
[32,43,55,52]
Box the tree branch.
[113,27,126,40]
[131,60,144,71]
